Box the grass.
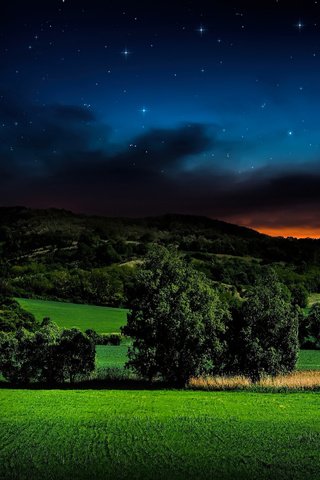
[189,371,320,392]
[2,301,320,478]
[297,349,320,370]
[1,389,320,480]
[95,346,320,371]
[96,344,129,369]
[16,298,128,334]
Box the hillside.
[0,206,261,240]
[1,207,320,307]
[0,206,318,259]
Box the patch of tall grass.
[188,370,320,392]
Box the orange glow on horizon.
[253,226,320,239]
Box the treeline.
[192,254,315,308]
[1,265,136,307]
[1,248,319,310]
[123,246,320,385]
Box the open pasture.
[17,298,128,334]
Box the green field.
[95,345,320,372]
[17,298,128,334]
[96,344,129,369]
[3,299,320,479]
[297,350,320,371]
[0,389,320,480]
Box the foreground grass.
[0,389,319,480]
[17,298,128,334]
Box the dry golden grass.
[189,370,320,392]
[259,370,320,390]
[189,375,251,391]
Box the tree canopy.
[122,246,230,385]
[0,319,95,384]
[237,270,299,380]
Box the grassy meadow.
[17,298,128,334]
[1,389,320,480]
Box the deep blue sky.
[1,0,320,236]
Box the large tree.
[122,246,229,386]
[238,269,299,381]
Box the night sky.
[1,0,320,237]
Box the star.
[197,25,206,36]
[140,107,148,114]
[288,130,293,136]
[121,48,130,57]
[296,20,304,31]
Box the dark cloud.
[1,95,320,232]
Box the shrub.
[85,329,121,345]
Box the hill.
[1,207,320,306]
[0,206,319,261]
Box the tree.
[122,246,229,386]
[289,283,309,308]
[0,320,95,384]
[305,303,320,348]
[54,328,95,383]
[237,269,299,381]
[0,298,38,332]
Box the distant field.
[1,389,320,480]
[17,298,128,334]
[96,344,129,369]
[297,350,320,370]
[95,346,320,372]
